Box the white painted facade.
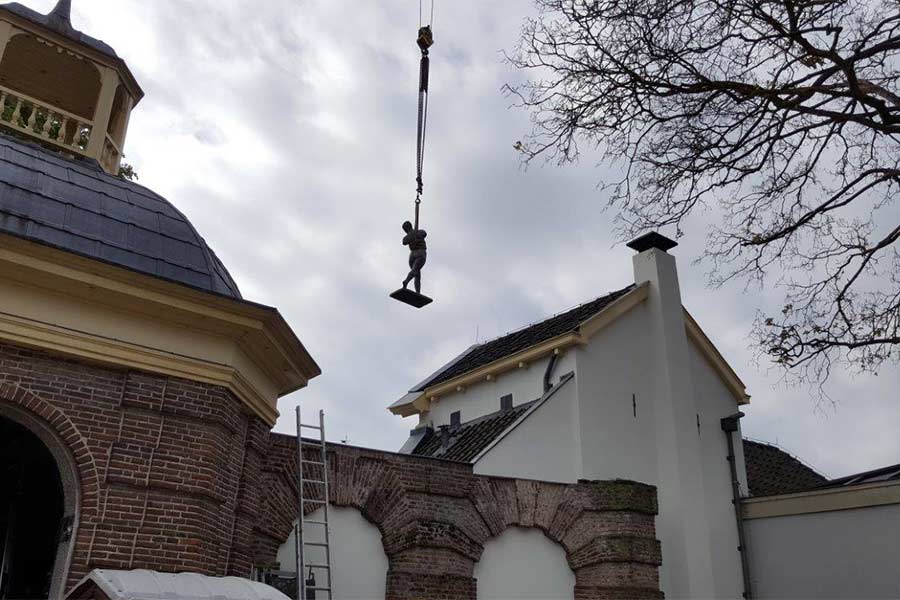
[404,245,750,599]
[474,527,575,600]
[277,507,388,600]
[420,352,576,428]
[473,375,581,484]
[746,503,900,598]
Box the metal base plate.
[391,288,433,308]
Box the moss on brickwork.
[259,434,664,599]
[579,479,659,515]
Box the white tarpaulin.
[68,569,291,600]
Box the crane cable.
[414,0,435,230]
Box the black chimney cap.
[627,232,678,253]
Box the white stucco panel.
[747,504,900,599]
[474,527,575,600]
[277,507,387,600]
[427,352,576,427]
[473,376,581,484]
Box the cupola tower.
[0,0,142,174]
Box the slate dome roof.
[0,132,242,298]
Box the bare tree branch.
[508,0,900,386]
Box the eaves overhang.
[683,310,750,405]
[742,478,900,519]
[389,283,650,417]
[0,234,320,426]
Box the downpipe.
[721,411,752,599]
[543,352,560,394]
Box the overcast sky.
[52,0,899,478]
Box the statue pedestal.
[391,288,433,308]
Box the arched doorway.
[0,409,78,600]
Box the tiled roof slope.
[410,401,537,462]
[818,463,900,489]
[417,285,635,390]
[743,439,827,497]
[0,132,242,298]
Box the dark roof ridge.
[473,284,636,347]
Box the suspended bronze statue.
[391,21,435,309]
[401,220,427,292]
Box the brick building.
[0,3,665,599]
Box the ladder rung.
[306,586,331,592]
[302,499,327,504]
[302,459,325,466]
[303,519,328,525]
[304,563,331,569]
[303,541,329,548]
[301,479,326,485]
[300,423,322,430]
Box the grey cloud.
[67,0,900,478]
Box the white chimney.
[628,233,718,598]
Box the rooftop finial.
[47,0,73,30]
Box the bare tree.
[508,0,900,386]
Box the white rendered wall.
[277,507,387,600]
[688,339,747,598]
[474,377,581,483]
[631,249,720,599]
[407,247,748,599]
[574,304,658,485]
[746,504,900,598]
[571,298,744,598]
[424,352,575,427]
[474,527,575,600]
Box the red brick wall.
[0,342,268,589]
[0,340,664,599]
[258,434,664,599]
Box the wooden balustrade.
[0,84,93,155]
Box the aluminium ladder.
[295,406,333,600]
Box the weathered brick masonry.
[257,434,664,599]
[0,339,663,599]
[0,341,269,588]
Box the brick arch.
[256,437,664,599]
[0,381,101,513]
[0,380,106,597]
